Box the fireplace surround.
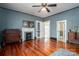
[22,28,34,42]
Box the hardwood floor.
[0,39,79,56]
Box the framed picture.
[23,20,34,28]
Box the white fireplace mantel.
[22,28,35,42]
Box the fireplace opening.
[25,32,32,41]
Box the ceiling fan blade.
[32,5,41,7]
[48,4,57,7]
[46,7,50,12]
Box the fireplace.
[26,32,32,40]
[22,28,34,41]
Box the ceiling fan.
[32,3,57,12]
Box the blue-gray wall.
[44,7,79,38]
[0,8,42,48]
[0,8,42,31]
[0,6,79,38]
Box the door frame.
[56,20,67,43]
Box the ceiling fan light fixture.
[41,7,47,12]
[32,3,57,13]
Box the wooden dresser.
[3,29,22,45]
[68,32,77,40]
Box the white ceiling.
[0,3,79,18]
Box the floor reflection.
[1,39,79,56]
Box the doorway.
[44,20,50,39]
[36,20,44,39]
[57,20,67,43]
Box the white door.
[40,21,45,39]
[36,21,40,38]
[44,20,50,39]
[36,20,44,39]
[57,20,67,42]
